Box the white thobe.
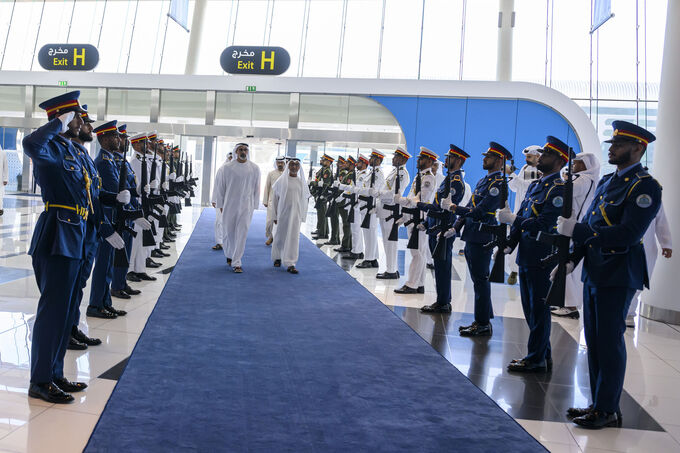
[214,160,261,268]
[212,163,228,245]
[404,169,436,289]
[263,169,283,239]
[271,176,306,267]
[355,167,385,261]
[0,146,7,210]
[377,166,410,273]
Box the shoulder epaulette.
[453,175,461,181]
[554,180,565,186]
[635,171,651,179]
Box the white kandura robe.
[271,175,309,267]
[263,169,283,240]
[214,159,261,268]
[212,163,228,245]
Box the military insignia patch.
[489,187,500,196]
[451,188,456,196]
[636,194,653,208]
[552,196,563,208]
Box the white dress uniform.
[128,151,152,273]
[0,145,7,211]
[377,165,410,274]
[356,166,385,262]
[403,168,436,289]
[151,153,164,246]
[349,168,367,255]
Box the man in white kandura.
[263,157,285,246]
[271,158,310,274]
[0,145,7,216]
[214,143,261,273]
[211,151,232,251]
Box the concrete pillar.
[184,0,208,75]
[496,0,514,82]
[640,0,680,325]
[201,136,214,206]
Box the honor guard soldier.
[355,149,386,269]
[323,156,343,246]
[339,155,369,260]
[420,145,469,312]
[311,154,334,241]
[374,147,410,279]
[334,157,355,253]
[24,91,119,403]
[497,136,570,372]
[557,121,662,429]
[394,147,437,293]
[450,142,511,336]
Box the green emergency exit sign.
[246,85,256,92]
[58,81,68,87]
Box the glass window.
[595,3,637,96]
[108,89,152,122]
[641,1,667,101]
[301,0,344,77]
[268,0,306,76]
[127,1,167,74]
[347,96,401,133]
[197,0,232,75]
[159,90,206,124]
[512,0,548,84]
[0,85,26,117]
[66,0,106,46]
[419,0,464,80]
[461,0,497,81]
[159,1,193,74]
[1,1,44,71]
[215,92,253,127]
[340,0,382,78]
[0,2,15,63]
[231,0,269,47]
[379,0,424,79]
[31,1,74,71]
[298,95,349,130]
[95,0,137,73]
[549,0,590,97]
[252,93,290,128]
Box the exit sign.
[246,85,256,92]
[58,81,68,87]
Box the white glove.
[58,111,76,133]
[338,183,348,191]
[417,223,426,231]
[133,218,152,230]
[443,228,456,238]
[143,184,151,195]
[105,232,125,250]
[332,181,340,188]
[550,261,575,281]
[504,246,513,254]
[441,197,453,211]
[396,216,406,226]
[497,205,517,225]
[393,194,402,204]
[116,190,131,204]
[369,188,379,197]
[398,197,411,207]
[163,205,170,216]
[556,216,577,237]
[316,180,323,187]
[169,172,176,181]
[176,176,184,183]
[149,180,159,190]
[162,181,169,191]
[368,208,376,216]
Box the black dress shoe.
[146,258,161,268]
[426,263,435,270]
[371,260,379,268]
[86,306,117,319]
[106,306,127,317]
[394,285,418,294]
[311,230,319,235]
[323,240,340,246]
[126,272,142,282]
[136,272,157,281]
[417,286,425,294]
[151,250,165,258]
[53,377,88,393]
[567,405,593,419]
[573,410,621,429]
[72,327,102,346]
[67,336,88,350]
[342,252,363,260]
[111,289,131,299]
[356,260,375,269]
[460,323,493,337]
[334,247,350,253]
[376,271,399,280]
[274,259,281,267]
[420,303,452,313]
[156,249,171,257]
[507,359,548,373]
[123,285,141,295]
[163,236,176,243]
[226,258,232,266]
[287,266,299,274]
[160,243,171,250]
[212,244,222,251]
[28,382,74,404]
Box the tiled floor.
[1,196,679,452]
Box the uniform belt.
[44,202,89,221]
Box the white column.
[640,0,680,325]
[496,0,514,82]
[184,0,208,75]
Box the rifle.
[383,166,402,241]
[138,147,159,247]
[478,154,509,284]
[430,171,455,260]
[402,170,423,249]
[325,161,342,218]
[113,137,143,267]
[148,143,169,228]
[358,167,376,229]
[183,153,192,206]
[537,147,574,307]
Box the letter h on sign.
[73,48,85,66]
[261,51,275,70]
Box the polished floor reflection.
[0,197,679,452]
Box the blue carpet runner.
[85,209,546,452]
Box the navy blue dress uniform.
[567,121,662,428]
[455,142,511,336]
[419,145,469,312]
[87,120,127,319]
[504,136,569,372]
[24,91,92,403]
